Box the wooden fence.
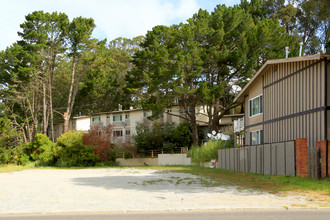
[116,147,189,159]
[308,147,321,179]
[218,141,296,176]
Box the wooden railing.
[116,147,189,159]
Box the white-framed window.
[143,112,148,118]
[113,130,123,137]
[166,109,172,113]
[250,130,263,145]
[125,114,130,119]
[113,115,122,122]
[249,95,263,117]
[125,129,131,136]
[106,115,110,119]
[92,117,100,122]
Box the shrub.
[0,117,23,164]
[0,148,11,164]
[134,121,193,154]
[169,122,192,148]
[82,125,115,161]
[191,139,233,164]
[23,133,56,166]
[55,131,100,167]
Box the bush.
[134,121,193,154]
[169,122,192,148]
[0,148,11,164]
[82,125,115,161]
[23,133,56,166]
[55,131,100,167]
[0,117,23,164]
[191,139,233,164]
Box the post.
[234,134,237,148]
[326,140,329,177]
[151,150,154,158]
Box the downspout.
[325,58,329,141]
[325,58,329,177]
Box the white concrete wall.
[158,154,191,166]
[76,118,90,131]
[116,158,158,166]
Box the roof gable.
[234,54,330,102]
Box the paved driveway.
[0,168,314,214]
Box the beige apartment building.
[52,105,240,146]
[235,54,330,147]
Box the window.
[72,121,76,125]
[106,115,110,119]
[166,109,172,113]
[143,112,148,118]
[113,115,122,122]
[113,130,123,137]
[125,130,131,136]
[249,95,263,117]
[92,117,100,122]
[125,114,130,119]
[250,130,263,145]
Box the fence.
[218,141,296,176]
[116,147,189,159]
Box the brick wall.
[296,138,309,177]
[315,140,330,178]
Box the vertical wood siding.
[263,60,325,147]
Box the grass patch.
[0,163,36,173]
[168,166,330,196]
[142,179,174,186]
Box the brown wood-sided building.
[235,54,330,147]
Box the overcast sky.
[0,0,240,51]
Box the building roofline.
[234,54,330,103]
[72,115,90,119]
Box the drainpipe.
[325,58,329,177]
[285,46,290,58]
[299,42,303,56]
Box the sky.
[0,0,240,51]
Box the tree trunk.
[189,104,199,146]
[42,69,48,135]
[64,52,77,133]
[48,53,56,141]
[191,119,199,146]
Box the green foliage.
[0,148,11,164]
[191,140,233,164]
[0,117,23,164]
[55,131,100,167]
[134,122,192,154]
[169,123,192,148]
[0,117,22,150]
[23,133,56,166]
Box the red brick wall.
[296,138,309,177]
[315,141,330,178]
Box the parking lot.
[0,168,312,214]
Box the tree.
[74,36,143,115]
[129,22,205,145]
[256,0,329,54]
[63,17,95,133]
